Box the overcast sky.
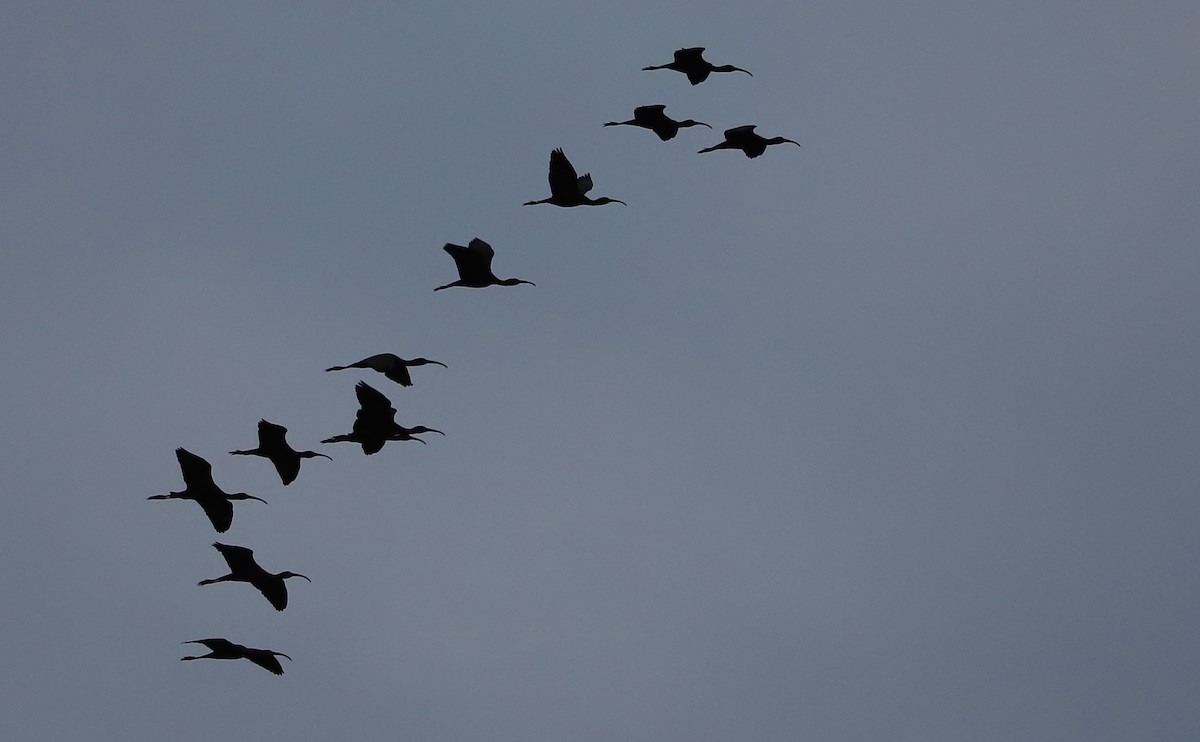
[3,2,1199,740]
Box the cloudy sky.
[2,2,1198,740]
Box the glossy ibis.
[147,448,265,533]
[325,353,447,387]
[698,125,800,158]
[643,47,751,85]
[198,542,310,611]
[322,381,444,454]
[230,419,330,486]
[524,148,626,207]
[604,105,711,141]
[434,238,534,291]
[181,638,292,675]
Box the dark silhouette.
[181,638,292,675]
[698,125,800,158]
[148,448,266,533]
[523,148,626,207]
[198,542,310,611]
[434,238,535,291]
[322,381,444,454]
[230,419,331,486]
[604,105,711,141]
[325,353,447,387]
[643,47,751,85]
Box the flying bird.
[230,419,330,486]
[322,381,444,454]
[698,125,800,158]
[523,148,626,207]
[604,105,711,141]
[181,638,292,675]
[147,448,266,532]
[198,542,310,611]
[642,47,751,85]
[325,353,447,387]
[434,238,535,291]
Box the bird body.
[604,105,711,141]
[325,353,447,387]
[181,638,292,675]
[148,448,266,532]
[523,148,626,207]
[643,47,751,85]
[434,238,534,291]
[198,542,309,611]
[230,419,330,485]
[322,381,444,454]
[698,125,800,158]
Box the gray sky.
[3,2,1199,740]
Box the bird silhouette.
[148,448,266,532]
[698,125,800,158]
[434,238,535,291]
[181,638,292,675]
[604,105,712,141]
[198,542,310,611]
[230,419,331,486]
[642,47,751,85]
[325,353,447,387]
[322,381,444,454]
[523,148,626,207]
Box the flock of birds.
[150,46,797,676]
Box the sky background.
[2,2,1199,740]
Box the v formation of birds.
[150,46,795,676]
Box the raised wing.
[675,47,705,65]
[257,420,289,449]
[547,148,580,198]
[724,125,757,141]
[633,104,667,120]
[176,448,215,490]
[212,542,261,574]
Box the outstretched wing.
[197,498,234,533]
[245,649,288,675]
[547,148,580,198]
[576,172,594,195]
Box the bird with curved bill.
[434,238,535,291]
[643,47,751,85]
[181,638,292,675]
[325,353,447,387]
[604,105,711,141]
[230,419,330,486]
[524,148,626,207]
[147,448,266,533]
[698,125,800,159]
[322,381,445,454]
[198,542,310,611]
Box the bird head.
[228,492,269,504]
[280,571,311,583]
[681,120,712,129]
[499,278,536,287]
[593,197,626,206]
[300,450,333,460]
[410,426,446,437]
